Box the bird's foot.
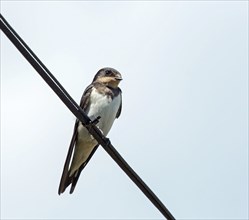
[92,116,101,125]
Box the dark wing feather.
[116,88,122,118]
[58,119,79,194]
[79,84,94,112]
[58,84,95,195]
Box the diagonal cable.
[0,13,175,220]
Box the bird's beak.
[115,74,123,81]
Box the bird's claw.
[86,116,100,133]
[92,116,101,125]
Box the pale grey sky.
[1,1,248,219]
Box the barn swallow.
[58,67,122,194]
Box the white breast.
[87,88,121,136]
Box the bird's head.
[93,67,123,88]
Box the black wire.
[0,13,175,220]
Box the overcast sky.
[1,1,248,219]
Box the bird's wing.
[58,119,79,194]
[58,84,97,195]
[116,88,122,118]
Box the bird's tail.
[58,145,99,195]
[58,168,84,194]
[58,121,79,195]
[58,171,73,195]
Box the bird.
[58,67,122,195]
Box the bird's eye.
[105,70,112,76]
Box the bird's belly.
[87,91,121,136]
